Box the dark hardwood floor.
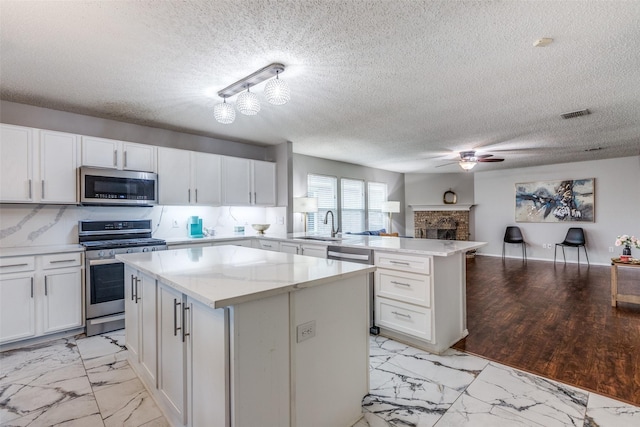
[454,255,640,405]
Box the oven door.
[86,258,125,319]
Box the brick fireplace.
[412,206,472,241]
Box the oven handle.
[88,258,121,266]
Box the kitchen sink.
[298,236,342,242]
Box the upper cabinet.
[222,157,276,206]
[81,136,155,172]
[157,147,221,206]
[0,124,78,204]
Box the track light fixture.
[213,63,289,124]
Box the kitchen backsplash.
[0,204,287,248]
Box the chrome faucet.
[324,210,339,238]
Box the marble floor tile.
[139,415,171,427]
[0,338,80,385]
[84,352,137,393]
[75,331,126,362]
[437,363,588,427]
[93,377,164,427]
[0,394,103,427]
[0,360,92,423]
[584,393,640,427]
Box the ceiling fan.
[437,150,505,171]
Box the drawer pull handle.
[390,260,410,266]
[391,280,411,287]
[2,263,30,268]
[50,259,76,264]
[391,311,412,319]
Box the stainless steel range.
[79,220,166,336]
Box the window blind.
[307,174,337,234]
[367,182,387,231]
[341,178,365,233]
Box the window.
[367,182,387,231]
[307,174,337,234]
[341,178,365,233]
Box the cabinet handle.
[50,259,76,264]
[2,263,29,268]
[28,179,32,199]
[42,180,45,199]
[391,280,411,287]
[44,276,48,296]
[124,151,127,168]
[391,311,411,319]
[263,244,272,248]
[195,189,198,203]
[248,192,251,204]
[182,305,190,342]
[31,277,34,298]
[134,277,140,303]
[188,189,191,203]
[114,150,118,167]
[390,260,410,266]
[254,192,257,205]
[173,298,182,336]
[130,275,136,301]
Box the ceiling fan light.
[213,98,236,124]
[459,161,476,171]
[236,88,261,115]
[264,72,290,105]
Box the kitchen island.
[117,245,375,427]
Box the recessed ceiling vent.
[560,109,590,119]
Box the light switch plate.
[297,320,316,343]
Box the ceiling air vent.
[560,109,590,119]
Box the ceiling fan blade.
[435,162,458,168]
[475,154,493,159]
[477,158,504,162]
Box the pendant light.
[236,86,261,115]
[264,70,290,105]
[213,97,236,124]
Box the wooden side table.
[611,258,640,307]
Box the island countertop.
[116,245,375,309]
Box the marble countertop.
[117,245,376,309]
[0,244,85,257]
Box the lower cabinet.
[278,242,327,258]
[0,252,82,345]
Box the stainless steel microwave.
[80,167,158,206]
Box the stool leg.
[562,246,566,264]
[583,246,590,265]
[554,244,557,264]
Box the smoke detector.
[533,38,553,47]
[560,109,591,119]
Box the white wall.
[292,154,405,234]
[474,156,640,265]
[404,172,475,238]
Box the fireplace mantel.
[409,204,475,212]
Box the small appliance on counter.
[188,216,204,238]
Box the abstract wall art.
[515,178,595,222]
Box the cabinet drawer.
[376,270,431,307]
[376,297,432,341]
[374,251,431,274]
[42,252,82,269]
[0,256,35,273]
[258,240,279,251]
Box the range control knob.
[109,250,116,256]
[151,247,157,251]
[142,247,149,252]
[98,250,105,258]
[126,248,133,253]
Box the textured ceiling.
[1,0,639,173]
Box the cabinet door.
[0,124,34,202]
[301,244,327,258]
[193,152,221,205]
[280,242,300,254]
[139,271,157,386]
[252,160,276,206]
[39,130,78,204]
[123,142,155,172]
[187,298,229,427]
[81,136,119,169]
[43,269,82,333]
[158,284,186,423]
[0,273,36,343]
[124,266,141,362]
[221,157,251,206]
[158,147,191,205]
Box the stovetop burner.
[78,219,166,251]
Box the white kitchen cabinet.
[279,241,301,254]
[0,124,34,203]
[0,250,83,345]
[255,239,279,251]
[39,130,79,204]
[279,242,327,258]
[82,136,155,172]
[125,266,158,386]
[158,282,187,424]
[157,147,221,206]
[221,157,276,206]
[0,273,36,343]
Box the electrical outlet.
[277,216,284,225]
[296,320,316,343]
[609,247,614,253]
[547,243,552,249]
[172,219,179,228]
[542,243,547,249]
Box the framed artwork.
[515,178,594,222]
